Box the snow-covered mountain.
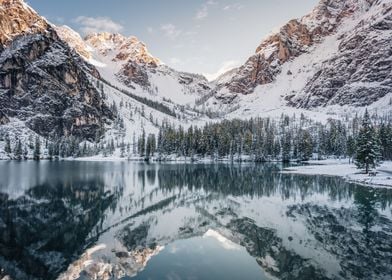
[208,0,392,115]
[0,0,391,160]
[21,0,392,125]
[0,0,201,160]
[55,27,212,106]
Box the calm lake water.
[0,161,391,280]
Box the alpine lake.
[0,161,391,280]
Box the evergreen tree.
[146,134,156,160]
[48,142,54,160]
[110,112,392,163]
[14,138,22,160]
[149,113,154,124]
[379,123,392,160]
[126,143,131,158]
[282,132,291,162]
[28,135,34,149]
[110,139,115,154]
[120,140,125,158]
[298,130,313,161]
[81,141,87,157]
[132,132,137,155]
[59,140,66,158]
[23,144,28,159]
[4,134,11,154]
[138,130,146,157]
[347,135,356,164]
[33,136,41,160]
[355,110,381,173]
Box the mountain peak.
[0,0,49,45]
[218,0,389,95]
[84,32,161,66]
[84,32,127,46]
[300,0,376,32]
[55,25,92,59]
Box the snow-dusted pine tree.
[14,139,23,160]
[355,109,381,173]
[4,134,11,154]
[33,136,41,161]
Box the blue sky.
[28,0,318,78]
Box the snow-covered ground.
[283,159,392,188]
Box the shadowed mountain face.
[0,0,113,139]
[1,162,392,280]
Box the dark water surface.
[0,161,391,280]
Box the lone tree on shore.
[355,109,380,173]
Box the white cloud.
[73,16,123,35]
[195,1,217,20]
[147,27,154,34]
[160,23,182,39]
[203,60,240,81]
[196,5,208,20]
[223,3,244,11]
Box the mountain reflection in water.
[0,161,391,280]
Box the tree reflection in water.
[0,162,391,280]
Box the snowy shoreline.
[2,156,392,188]
[283,159,392,188]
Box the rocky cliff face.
[0,0,48,46]
[288,0,392,107]
[216,0,391,108]
[0,0,112,140]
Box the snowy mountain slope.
[209,0,392,113]
[55,0,392,123]
[56,29,212,107]
[85,73,208,159]
[212,67,239,87]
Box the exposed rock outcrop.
[0,110,9,124]
[288,1,392,107]
[0,0,48,46]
